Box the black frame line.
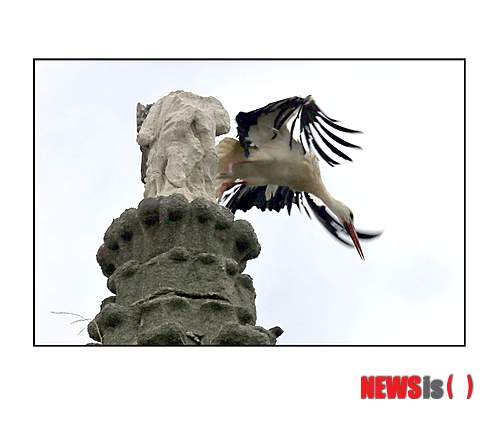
[33,58,466,347]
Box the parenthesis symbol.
[447,374,453,399]
[467,374,473,399]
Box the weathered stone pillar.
[87,91,282,345]
[88,194,281,345]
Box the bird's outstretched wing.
[235,96,362,166]
[222,185,381,247]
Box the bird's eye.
[349,211,354,220]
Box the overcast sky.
[35,60,464,345]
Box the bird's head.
[336,204,365,260]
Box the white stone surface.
[137,91,230,202]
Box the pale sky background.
[35,60,464,345]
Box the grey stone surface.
[136,102,154,184]
[90,194,281,345]
[137,91,230,202]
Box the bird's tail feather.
[216,137,242,161]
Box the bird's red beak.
[345,222,365,260]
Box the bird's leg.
[216,179,248,200]
[217,181,234,200]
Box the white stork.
[216,95,381,260]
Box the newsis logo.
[361,375,473,399]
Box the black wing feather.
[236,95,362,167]
[221,186,381,247]
[310,124,353,162]
[314,118,362,149]
[316,113,362,134]
[303,193,352,246]
[303,193,382,246]
[223,184,303,215]
[236,96,303,156]
[303,124,340,166]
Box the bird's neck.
[312,185,346,221]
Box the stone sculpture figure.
[89,91,282,345]
[137,91,230,202]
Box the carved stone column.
[89,194,281,345]
[88,91,282,345]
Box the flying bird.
[216,95,381,260]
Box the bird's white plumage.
[245,106,299,149]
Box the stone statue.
[88,91,283,345]
[137,91,230,202]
